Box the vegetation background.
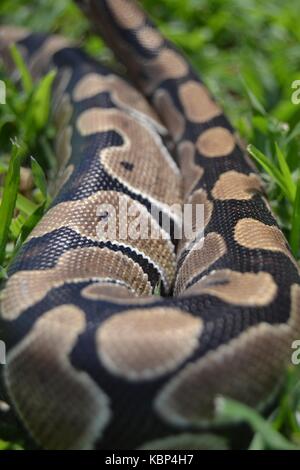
[0,0,300,450]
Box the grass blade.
[290,177,300,257]
[216,397,299,450]
[275,142,296,201]
[9,44,33,94]
[0,143,22,266]
[30,70,56,130]
[247,144,291,201]
[30,156,47,200]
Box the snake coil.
[0,0,299,450]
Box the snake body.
[0,0,300,450]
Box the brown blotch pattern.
[29,35,71,78]
[175,233,227,295]
[234,218,298,268]
[0,27,29,74]
[153,89,185,141]
[155,284,300,427]
[96,307,203,380]
[179,81,222,123]
[26,191,176,288]
[177,189,213,255]
[136,26,163,49]
[73,74,162,130]
[184,269,277,306]
[177,141,204,196]
[81,282,161,305]
[53,94,73,132]
[76,108,181,208]
[1,247,152,320]
[0,26,29,47]
[50,164,74,198]
[5,305,111,449]
[81,282,137,301]
[107,0,145,29]
[196,127,236,158]
[140,48,188,92]
[55,125,73,169]
[52,68,73,113]
[212,171,263,200]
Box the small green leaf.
[0,265,8,281]
[16,193,38,216]
[216,397,299,450]
[275,143,296,202]
[0,142,23,266]
[30,70,56,130]
[9,44,33,94]
[242,80,267,116]
[17,202,46,247]
[247,144,291,201]
[290,177,300,257]
[30,156,47,200]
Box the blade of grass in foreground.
[247,144,292,201]
[0,142,23,266]
[290,177,300,257]
[216,396,299,450]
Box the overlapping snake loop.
[0,0,299,450]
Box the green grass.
[0,0,300,450]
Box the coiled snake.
[0,0,300,450]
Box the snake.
[0,0,299,450]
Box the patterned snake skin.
[0,0,300,450]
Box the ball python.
[0,0,300,450]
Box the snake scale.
[0,0,300,450]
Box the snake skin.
[0,0,300,450]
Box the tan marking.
[155,283,300,426]
[4,305,111,449]
[184,269,277,306]
[55,125,72,169]
[212,171,263,200]
[177,189,213,255]
[81,282,137,301]
[175,233,227,295]
[0,26,28,48]
[139,433,227,450]
[27,191,176,288]
[53,94,73,131]
[107,0,145,29]
[136,26,163,49]
[73,74,162,130]
[177,141,203,196]
[234,218,298,268]
[1,247,152,320]
[141,48,188,92]
[81,282,161,305]
[153,89,185,141]
[196,127,235,158]
[50,164,74,198]
[97,308,203,380]
[76,109,181,210]
[29,35,71,78]
[0,27,29,74]
[179,81,222,123]
[52,68,73,112]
